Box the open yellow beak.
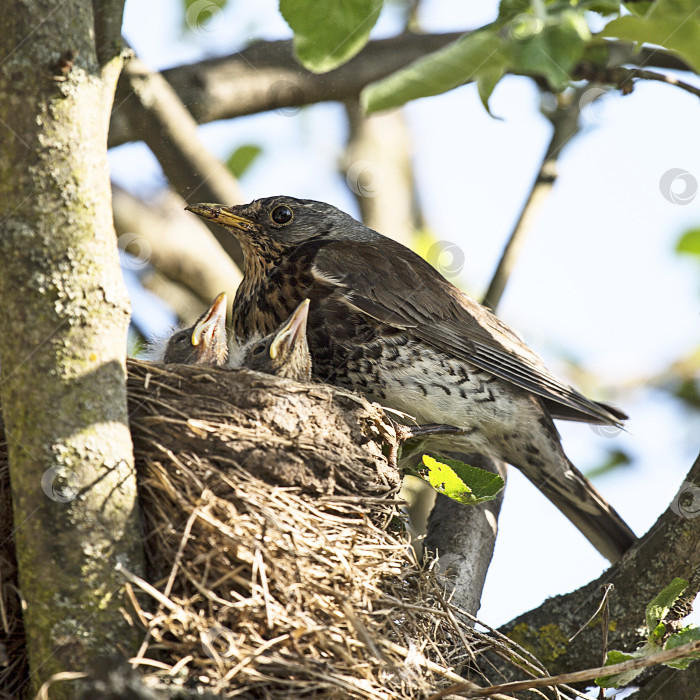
[191,292,227,347]
[269,299,310,360]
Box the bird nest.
[0,360,563,699]
[125,359,533,698]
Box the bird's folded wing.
[313,240,624,426]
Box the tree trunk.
[0,2,144,696]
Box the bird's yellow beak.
[269,299,310,360]
[185,204,258,233]
[191,292,227,347]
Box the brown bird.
[149,292,229,366]
[234,299,312,381]
[186,197,636,561]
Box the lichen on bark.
[0,1,144,696]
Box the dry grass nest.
[123,359,566,699]
[0,359,572,699]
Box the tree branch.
[108,36,693,148]
[424,455,507,616]
[483,452,700,685]
[437,638,700,698]
[112,185,242,308]
[575,63,700,101]
[0,3,144,695]
[114,54,245,269]
[92,0,126,67]
[108,33,462,147]
[482,89,583,311]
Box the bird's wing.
[312,239,624,426]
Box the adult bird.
[186,197,636,562]
[147,292,229,366]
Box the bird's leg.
[385,422,466,471]
[394,423,465,443]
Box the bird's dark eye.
[251,344,266,355]
[270,205,293,225]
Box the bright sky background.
[115,0,700,629]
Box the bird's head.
[162,292,228,366]
[242,298,312,381]
[186,197,377,263]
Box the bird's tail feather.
[526,455,636,563]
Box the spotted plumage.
[186,197,636,562]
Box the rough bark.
[485,453,700,687]
[0,2,144,695]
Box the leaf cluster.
[273,0,700,114]
[595,577,700,688]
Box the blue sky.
[115,0,700,627]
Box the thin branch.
[481,88,583,311]
[433,638,700,698]
[568,583,615,644]
[575,64,700,101]
[114,53,245,269]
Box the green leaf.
[646,577,688,632]
[650,621,667,644]
[664,626,700,669]
[421,455,504,505]
[595,647,649,688]
[622,1,655,18]
[509,11,590,91]
[225,144,263,179]
[497,0,531,26]
[677,228,700,258]
[601,0,700,74]
[280,0,383,73]
[477,61,508,114]
[583,0,623,13]
[362,30,507,113]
